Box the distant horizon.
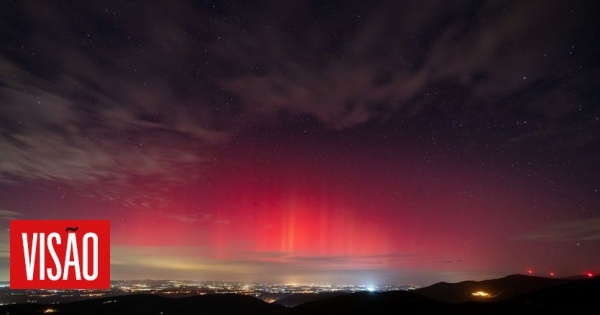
[1,271,596,287]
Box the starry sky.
[0,1,599,286]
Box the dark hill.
[291,290,451,315]
[0,293,288,315]
[452,276,600,315]
[514,275,600,311]
[415,274,572,303]
[275,292,350,307]
[1,276,598,315]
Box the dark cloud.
[0,2,231,203]
[0,1,598,203]
[514,217,600,241]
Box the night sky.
[0,1,599,286]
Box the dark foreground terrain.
[1,275,598,315]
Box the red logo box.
[10,220,110,289]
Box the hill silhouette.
[275,292,350,307]
[1,275,598,315]
[414,274,572,303]
[291,290,450,315]
[514,275,600,312]
[0,293,287,315]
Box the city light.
[471,291,491,298]
[0,280,420,305]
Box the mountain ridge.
[1,275,597,315]
[415,273,574,303]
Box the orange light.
[472,291,491,297]
[587,273,593,278]
[527,270,533,274]
[549,272,555,277]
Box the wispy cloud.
[284,253,418,264]
[165,214,201,223]
[514,217,600,241]
[0,228,10,258]
[432,259,464,264]
[0,53,225,206]
[164,213,230,225]
[107,245,407,283]
[0,209,19,220]
[1,1,596,202]
[0,211,14,260]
